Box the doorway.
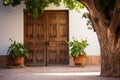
[24,10,69,66]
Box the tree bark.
[79,0,120,77]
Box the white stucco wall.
[69,10,100,56]
[0,1,100,55]
[0,1,25,55]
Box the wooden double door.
[24,10,69,66]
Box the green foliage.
[82,12,94,31]
[66,37,89,57]
[24,0,61,19]
[49,0,61,6]
[62,0,84,11]
[3,0,11,6]
[3,0,21,7]
[7,38,29,58]
[3,0,84,19]
[24,0,84,19]
[3,0,116,19]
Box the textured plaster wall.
[0,2,100,55]
[0,1,25,55]
[69,10,100,55]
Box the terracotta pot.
[12,56,24,65]
[74,56,86,65]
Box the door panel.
[24,10,69,66]
[46,11,69,65]
[24,14,47,66]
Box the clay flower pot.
[12,56,25,67]
[74,55,86,65]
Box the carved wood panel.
[24,14,46,66]
[24,10,69,66]
[46,11,69,65]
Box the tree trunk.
[100,31,120,77]
[79,0,120,77]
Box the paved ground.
[0,66,119,80]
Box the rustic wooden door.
[24,13,47,66]
[24,10,69,66]
[46,11,69,65]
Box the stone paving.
[0,66,119,80]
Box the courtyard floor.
[0,65,119,80]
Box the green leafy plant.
[66,37,89,57]
[3,0,84,19]
[3,0,21,7]
[7,38,29,58]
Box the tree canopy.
[2,0,116,24]
[3,0,84,19]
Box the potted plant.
[66,37,89,65]
[7,38,29,67]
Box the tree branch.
[78,0,108,34]
[109,0,120,34]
